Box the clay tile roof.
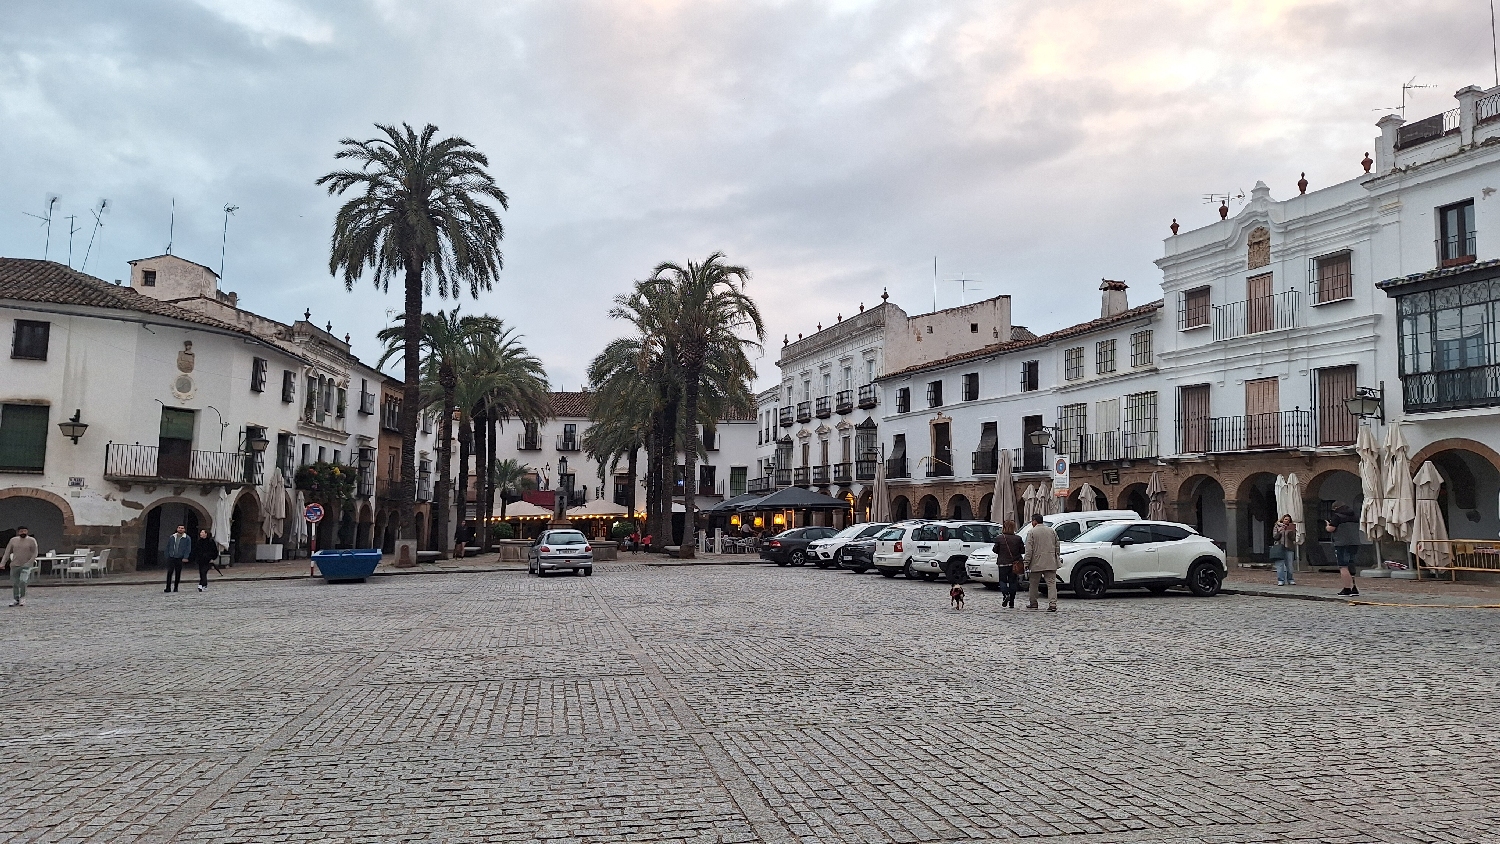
[0,258,252,336]
[879,300,1163,380]
[549,391,595,418]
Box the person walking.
[4,526,39,607]
[190,529,220,592]
[1326,501,1361,597]
[453,521,475,559]
[991,520,1025,609]
[1022,513,1061,612]
[164,524,191,593]
[1272,515,1297,586]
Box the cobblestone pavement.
[4,563,1498,843]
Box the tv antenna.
[81,199,110,272]
[64,215,83,268]
[949,273,983,305]
[220,203,239,279]
[1202,190,1246,220]
[22,195,60,261]
[165,197,176,255]
[1373,76,1436,119]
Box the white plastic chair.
[87,549,110,578]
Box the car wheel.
[1072,563,1109,599]
[584,568,593,577]
[790,550,807,566]
[878,568,896,578]
[903,561,918,579]
[1187,560,1223,597]
[1147,584,1170,595]
[850,565,868,574]
[537,567,548,578]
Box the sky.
[2,0,1495,391]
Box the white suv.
[1058,520,1226,598]
[908,521,1001,579]
[870,521,932,579]
[970,512,1141,588]
[809,522,891,569]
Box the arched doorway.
[978,493,994,523]
[137,499,210,569]
[0,493,68,555]
[891,495,911,521]
[1067,485,1105,512]
[1178,475,1227,544]
[1119,483,1150,518]
[948,494,972,520]
[230,492,264,564]
[1421,449,1500,540]
[355,503,374,548]
[856,489,873,523]
[918,495,940,520]
[1236,472,1280,561]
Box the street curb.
[23,564,530,588]
[1222,587,1351,605]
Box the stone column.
[1375,114,1403,173]
[1223,498,1247,567]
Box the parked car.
[870,521,934,579]
[527,529,594,577]
[809,522,891,569]
[839,536,879,572]
[1057,520,1226,598]
[760,526,839,566]
[970,511,1143,588]
[908,521,1002,580]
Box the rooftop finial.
[1362,152,1373,174]
[1297,172,1308,195]
[880,288,889,303]
[304,308,311,321]
[326,321,333,334]
[1170,218,1179,235]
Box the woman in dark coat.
[190,529,220,592]
[991,520,1026,609]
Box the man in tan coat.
[4,526,39,607]
[1022,513,1061,612]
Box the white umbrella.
[1021,484,1041,523]
[871,455,889,522]
[212,488,233,549]
[261,469,286,541]
[567,498,628,518]
[1382,425,1416,543]
[1146,471,1167,520]
[1285,472,1305,549]
[1076,483,1100,512]
[1355,425,1385,541]
[1410,461,1451,571]
[991,449,1016,525]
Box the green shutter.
[0,404,49,471]
[159,407,195,441]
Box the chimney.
[1100,279,1128,318]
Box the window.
[281,371,296,403]
[276,434,294,474]
[1315,365,1358,445]
[11,320,50,360]
[0,404,48,472]
[802,380,811,401]
[1181,287,1211,329]
[1095,339,1116,374]
[730,466,747,497]
[896,387,910,414]
[1064,347,1084,381]
[970,322,979,333]
[1247,226,1271,270]
[1123,392,1159,458]
[300,443,311,466]
[926,380,943,408]
[1397,281,1500,411]
[842,366,852,389]
[821,373,830,396]
[333,449,341,465]
[962,373,979,401]
[866,359,875,383]
[698,465,716,494]
[1020,360,1039,392]
[563,423,577,446]
[1058,403,1086,461]
[318,446,327,463]
[336,387,346,418]
[1438,200,1476,266]
[1130,331,1153,367]
[1021,415,1045,472]
[250,357,268,392]
[142,270,157,287]
[1152,524,1192,542]
[1314,252,1353,304]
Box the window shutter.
[0,404,49,471]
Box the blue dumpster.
[312,549,382,582]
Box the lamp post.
[552,456,572,527]
[1344,383,1385,424]
[1028,426,1055,450]
[57,409,88,444]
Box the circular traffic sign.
[304,503,325,523]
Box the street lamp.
[1028,426,1054,449]
[57,409,88,444]
[1344,383,1385,423]
[246,430,270,453]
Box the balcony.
[748,475,773,494]
[858,384,878,409]
[796,401,813,423]
[1212,290,1300,341]
[1402,364,1500,413]
[778,407,794,427]
[855,458,878,481]
[973,449,999,475]
[1396,107,1460,151]
[924,458,954,478]
[555,435,580,452]
[814,396,832,418]
[835,390,854,414]
[833,462,852,484]
[1176,410,1314,454]
[811,464,830,485]
[417,478,432,502]
[517,434,542,451]
[105,443,262,487]
[886,457,909,479]
[774,468,793,487]
[793,467,811,485]
[1056,431,1161,463]
[359,392,376,415]
[1437,232,1478,269]
[377,479,400,500]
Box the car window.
[876,527,905,541]
[912,525,939,541]
[1075,522,1130,543]
[1120,525,1155,544]
[1151,524,1192,542]
[545,531,588,544]
[1054,522,1083,541]
[832,525,866,539]
[857,524,888,538]
[957,524,988,543]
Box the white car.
[970,512,1142,588]
[908,521,1002,579]
[870,521,933,579]
[809,522,891,569]
[1057,520,1226,598]
[527,529,595,577]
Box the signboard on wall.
[1051,456,1070,495]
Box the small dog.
[949,584,965,610]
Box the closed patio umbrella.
[1355,425,1385,541]
[212,487,233,549]
[1021,484,1040,523]
[1285,472,1305,549]
[1146,471,1167,520]
[1382,425,1415,543]
[1076,483,1100,512]
[871,455,889,522]
[1410,461,1451,571]
[991,448,1016,525]
[262,468,286,542]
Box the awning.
[711,492,767,512]
[500,501,553,518]
[738,486,850,512]
[567,499,628,518]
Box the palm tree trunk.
[484,409,498,544]
[626,444,638,529]
[467,403,482,549]
[679,375,700,559]
[435,371,456,559]
[646,410,665,551]
[457,412,472,549]
[395,259,422,564]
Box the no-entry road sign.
[304,503,325,523]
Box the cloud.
[0,0,1493,390]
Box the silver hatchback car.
[527,529,594,577]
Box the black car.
[839,537,878,572]
[760,526,838,566]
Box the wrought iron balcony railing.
[796,401,813,423]
[1402,365,1500,413]
[833,462,852,484]
[835,390,854,414]
[857,384,878,408]
[1176,410,1313,454]
[1212,290,1300,341]
[105,443,262,486]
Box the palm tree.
[319,122,508,554]
[491,458,537,520]
[461,329,549,546]
[645,254,764,557]
[581,362,652,526]
[378,308,503,557]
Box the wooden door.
[1094,398,1121,460]
[1246,273,1274,334]
[1245,377,1280,448]
[1317,366,1358,446]
[933,422,952,475]
[1179,385,1211,453]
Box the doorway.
[159,408,196,478]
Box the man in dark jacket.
[991,520,1025,609]
[164,525,191,593]
[190,529,220,592]
[1326,502,1362,597]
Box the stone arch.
[917,494,940,520]
[230,489,264,564]
[0,487,76,529]
[132,496,214,570]
[1413,445,1500,541]
[891,495,911,521]
[978,493,994,523]
[948,494,972,520]
[856,488,873,523]
[1236,472,1280,559]
[1410,437,1500,476]
[1067,485,1105,512]
[1118,483,1150,517]
[1176,474,1227,544]
[0,488,73,556]
[1304,468,1363,504]
[355,501,375,548]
